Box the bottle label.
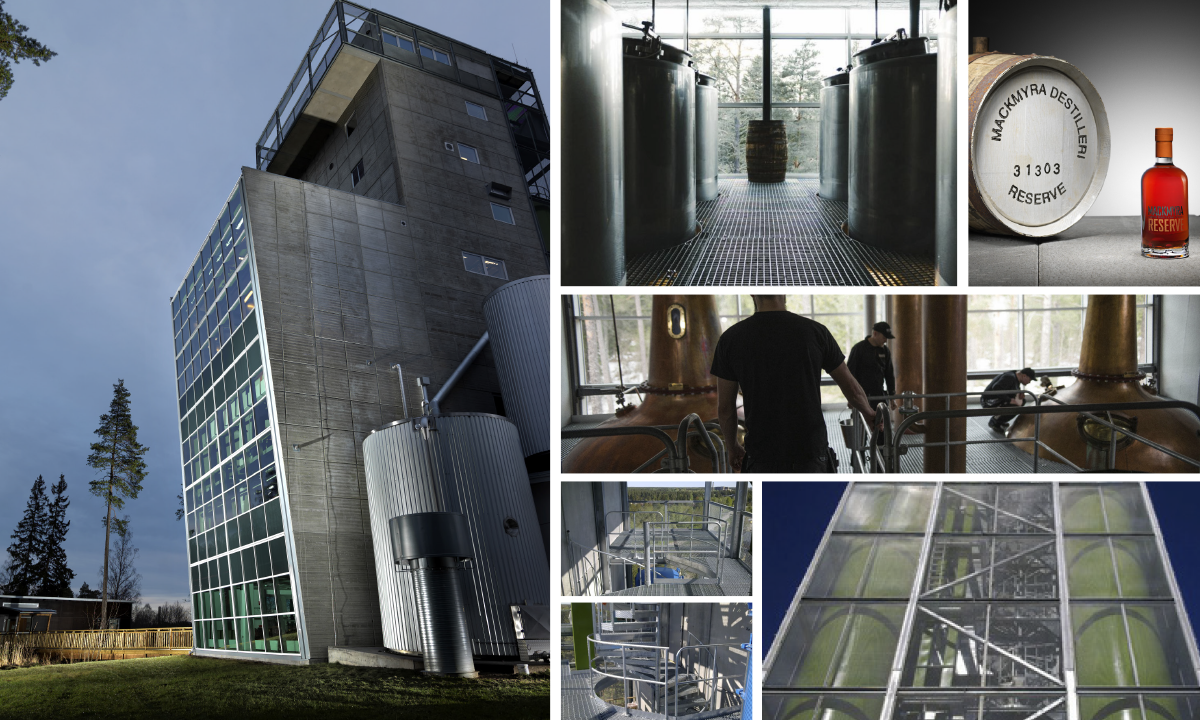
[1144,206,1186,232]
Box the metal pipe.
[391,362,409,419]
[910,0,920,39]
[430,331,490,415]
[417,376,432,416]
[762,6,771,121]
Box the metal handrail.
[858,389,1039,473]
[672,642,747,717]
[606,509,666,554]
[567,540,647,596]
[876,396,1200,473]
[588,634,670,718]
[644,517,728,587]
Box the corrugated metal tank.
[482,274,551,562]
[482,275,550,460]
[363,413,549,658]
[561,0,625,285]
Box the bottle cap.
[1156,127,1173,157]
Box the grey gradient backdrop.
[970,0,1200,217]
[0,0,548,610]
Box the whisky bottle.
[1141,127,1189,258]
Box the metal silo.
[624,34,697,257]
[818,70,850,201]
[695,72,719,203]
[363,413,549,659]
[561,0,625,285]
[482,274,550,561]
[482,275,549,462]
[847,35,937,257]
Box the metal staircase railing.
[585,605,745,719]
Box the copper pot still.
[563,295,724,473]
[1009,295,1200,472]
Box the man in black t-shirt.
[982,367,1037,431]
[847,321,896,401]
[711,295,877,473]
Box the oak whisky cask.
[968,45,1110,237]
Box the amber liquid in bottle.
[1141,127,1189,258]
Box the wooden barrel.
[968,49,1110,237]
[746,119,787,183]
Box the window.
[419,44,451,65]
[382,30,415,53]
[458,143,479,164]
[490,203,515,225]
[461,251,508,280]
[351,159,365,187]
[345,112,357,138]
[465,101,488,121]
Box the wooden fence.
[1,627,193,663]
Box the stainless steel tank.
[695,72,719,203]
[363,413,549,658]
[482,275,550,562]
[818,70,850,201]
[624,35,697,257]
[562,0,624,285]
[935,1,957,285]
[848,36,938,257]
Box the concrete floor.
[624,178,936,286]
[970,216,1200,285]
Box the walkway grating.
[624,178,935,286]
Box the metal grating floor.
[624,179,936,286]
[824,410,1075,474]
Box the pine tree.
[4,476,48,595]
[86,380,148,629]
[41,475,74,597]
[77,581,100,599]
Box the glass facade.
[171,181,301,656]
[766,482,1200,720]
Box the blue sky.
[0,1,548,609]
[764,481,1200,654]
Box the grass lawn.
[0,655,549,720]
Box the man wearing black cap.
[847,322,896,407]
[982,367,1038,431]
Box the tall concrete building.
[765,482,1200,720]
[171,2,549,662]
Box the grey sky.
[0,1,548,609]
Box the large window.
[618,3,940,175]
[171,182,299,656]
[967,295,1152,391]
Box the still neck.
[1078,295,1139,378]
